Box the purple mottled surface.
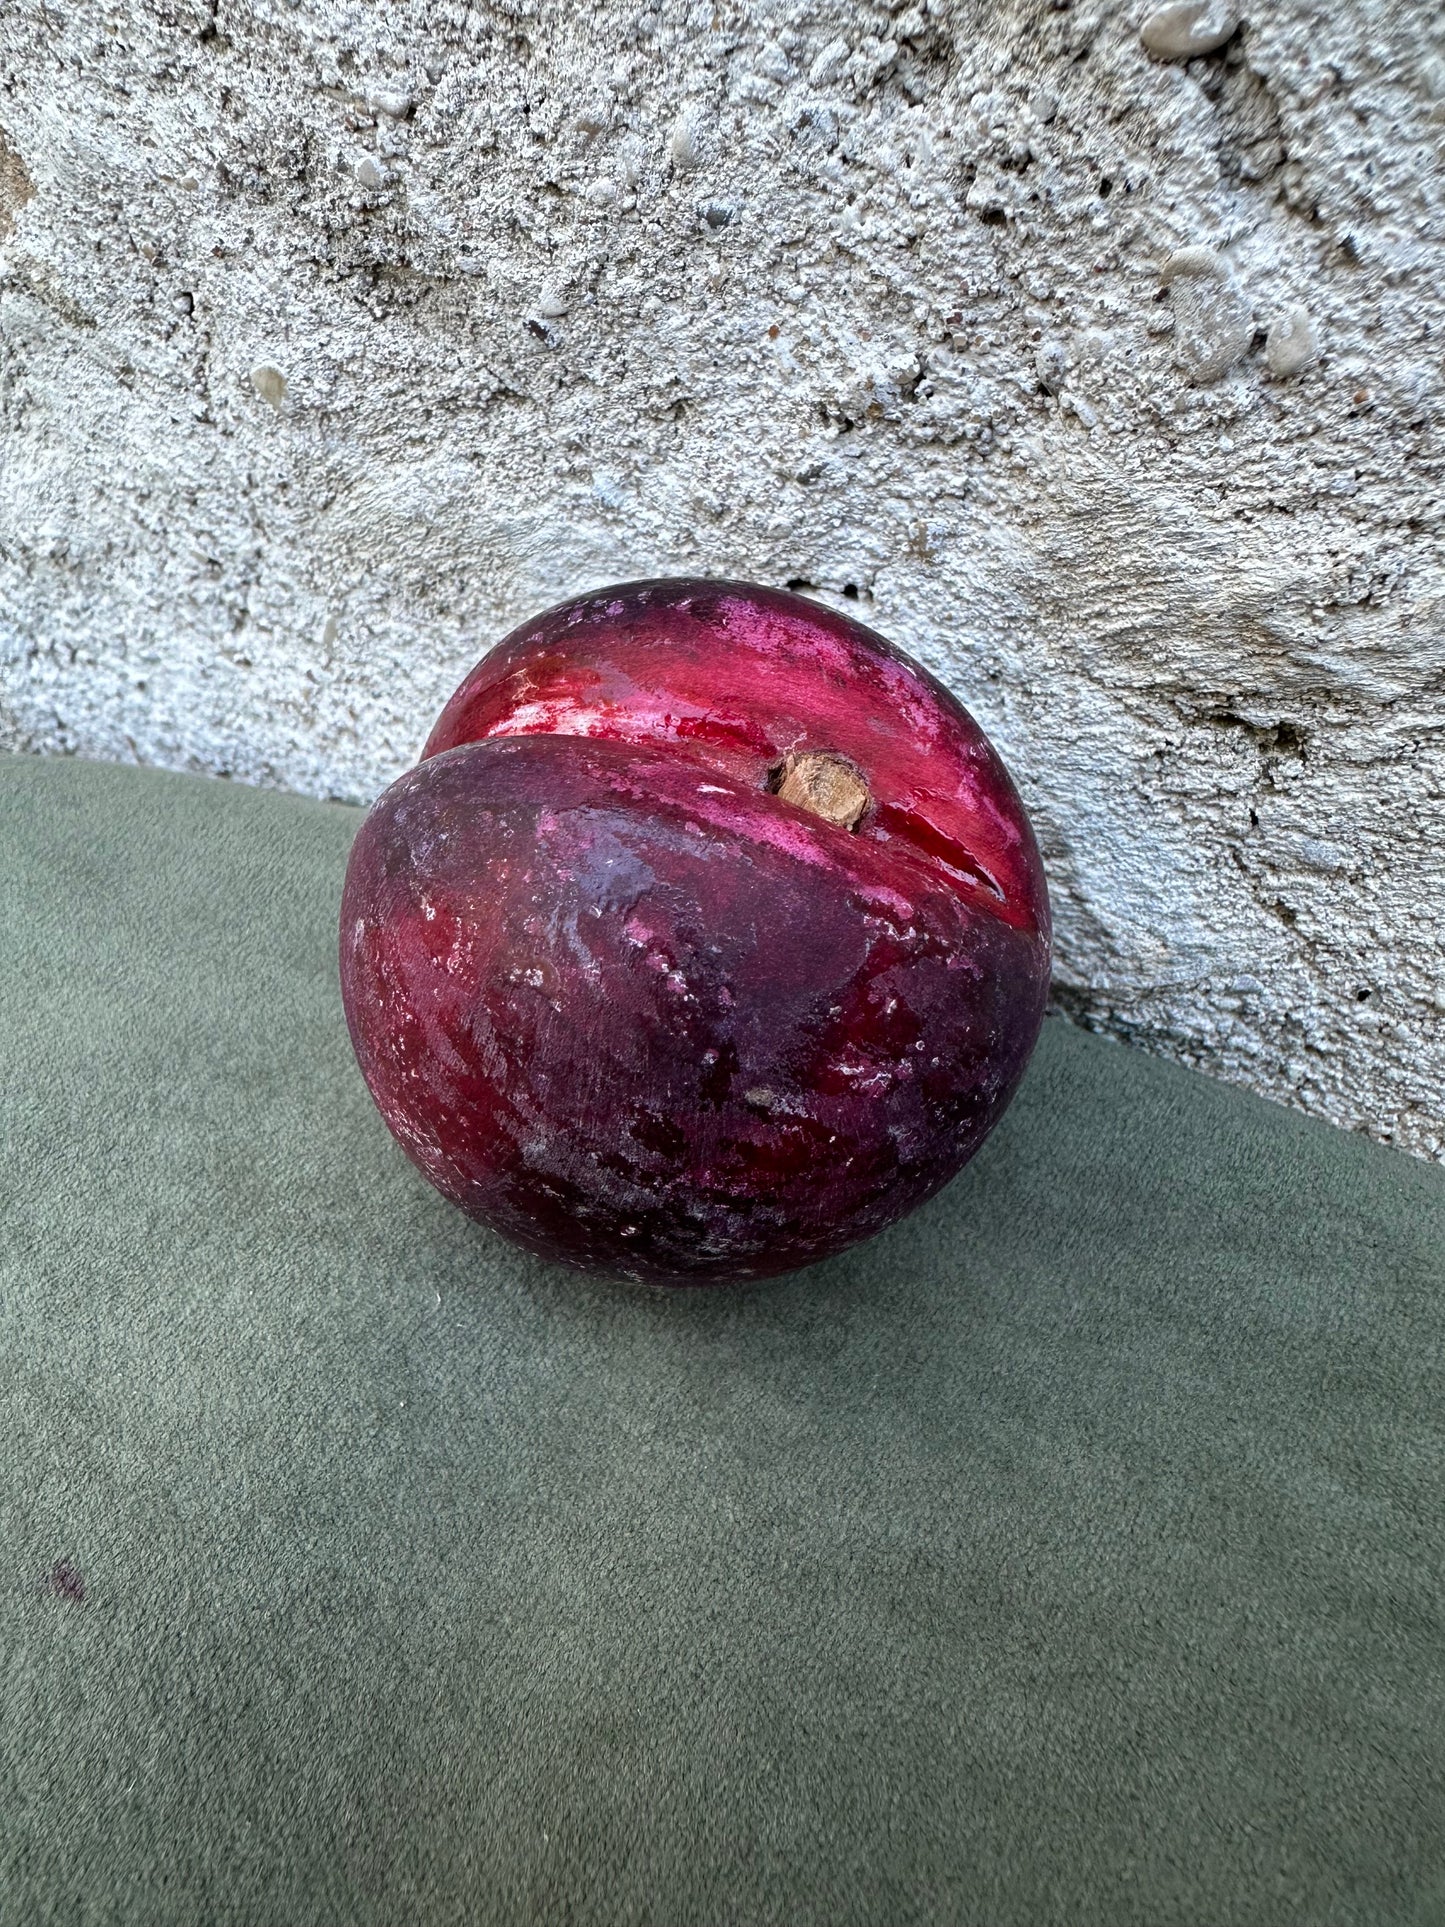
[341,580,1050,1286]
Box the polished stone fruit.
[340,579,1050,1286]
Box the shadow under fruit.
[340,579,1051,1286]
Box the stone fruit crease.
[341,579,1051,1285]
[424,580,1046,935]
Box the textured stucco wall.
[1,0,1441,1156]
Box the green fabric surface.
[2,750,1442,1927]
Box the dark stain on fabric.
[46,1559,86,1604]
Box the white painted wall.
[2,0,1441,1156]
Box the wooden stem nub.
[771,752,871,831]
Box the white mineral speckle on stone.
[1140,0,1239,60]
[1,0,1441,1162]
[1266,304,1320,378]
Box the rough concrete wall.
[1,0,1441,1157]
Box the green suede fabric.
[1,750,1442,1927]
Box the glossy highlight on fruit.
[340,579,1051,1286]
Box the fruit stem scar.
[769,751,871,830]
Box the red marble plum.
[340,579,1050,1286]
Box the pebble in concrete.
[669,113,703,171]
[1266,304,1320,378]
[1140,0,1239,60]
[1160,246,1253,383]
[1034,339,1068,393]
[250,364,287,408]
